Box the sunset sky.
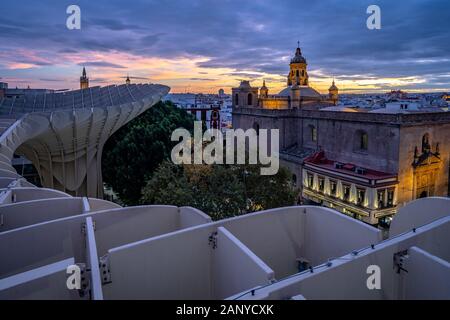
[1,0,449,94]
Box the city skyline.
[1,0,449,94]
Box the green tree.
[102,101,195,205]
[243,164,298,212]
[139,161,195,207]
[141,161,299,220]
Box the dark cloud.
[39,78,63,82]
[140,33,163,47]
[90,78,110,83]
[78,61,126,68]
[88,18,146,31]
[118,76,150,80]
[59,49,78,53]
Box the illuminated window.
[318,177,325,192]
[330,180,337,196]
[307,173,314,188]
[343,184,351,201]
[387,189,394,207]
[357,188,365,206]
[377,189,385,208]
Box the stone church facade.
[232,46,450,226]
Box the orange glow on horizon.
[2,49,447,94]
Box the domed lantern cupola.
[288,42,309,86]
[260,80,269,98]
[328,79,339,105]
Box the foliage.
[141,160,299,221]
[102,101,195,205]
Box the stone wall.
[233,107,450,208]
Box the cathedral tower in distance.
[80,67,89,89]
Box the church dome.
[290,47,307,64]
[239,80,251,88]
[277,85,321,98]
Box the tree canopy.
[141,161,299,221]
[102,101,195,205]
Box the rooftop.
[277,85,321,98]
[304,151,397,181]
[0,83,163,118]
[233,106,450,125]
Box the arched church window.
[247,93,253,106]
[234,94,239,105]
[292,174,297,186]
[302,70,305,77]
[296,70,299,78]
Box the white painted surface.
[93,206,180,256]
[179,206,212,228]
[303,206,381,265]
[0,189,11,204]
[236,215,450,300]
[0,187,70,203]
[103,226,215,299]
[0,258,79,300]
[0,197,85,231]
[220,207,304,278]
[85,217,103,300]
[88,198,121,212]
[413,218,450,262]
[0,214,88,278]
[390,197,450,236]
[0,205,200,278]
[220,206,380,278]
[213,227,274,299]
[403,246,450,299]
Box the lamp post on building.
[243,168,249,213]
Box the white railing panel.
[213,227,274,299]
[85,217,103,300]
[0,258,79,300]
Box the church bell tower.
[288,42,309,86]
[328,79,339,105]
[80,67,89,89]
